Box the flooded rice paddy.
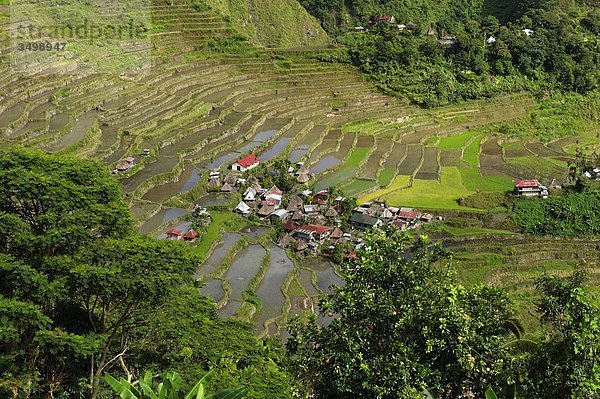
[310,155,341,174]
[252,244,295,332]
[138,208,187,234]
[196,232,242,276]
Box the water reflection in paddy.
[222,244,266,302]
[138,208,187,234]
[289,148,308,163]
[196,193,230,207]
[252,244,294,332]
[201,280,225,303]
[252,129,277,142]
[179,168,201,193]
[196,232,242,276]
[310,155,341,174]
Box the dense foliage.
[302,0,600,106]
[523,267,600,398]
[0,147,291,399]
[512,185,600,237]
[287,229,518,398]
[287,228,600,398]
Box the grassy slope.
[206,0,329,47]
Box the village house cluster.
[205,154,438,254]
[208,153,314,193]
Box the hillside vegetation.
[301,0,600,106]
[201,0,329,47]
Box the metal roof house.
[231,154,260,172]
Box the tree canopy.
[287,228,518,398]
[0,147,291,399]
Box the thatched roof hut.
[297,173,311,184]
[224,173,237,186]
[221,182,233,192]
[325,207,339,218]
[292,209,304,221]
[286,195,304,211]
[295,238,308,251]
[330,227,343,240]
[280,233,295,247]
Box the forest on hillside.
[300,0,600,106]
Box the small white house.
[231,154,260,172]
[522,29,534,36]
[234,201,251,217]
[486,36,496,44]
[244,187,257,202]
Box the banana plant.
[105,369,246,399]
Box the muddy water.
[222,244,266,302]
[219,300,242,318]
[302,258,344,294]
[252,244,295,332]
[179,168,201,193]
[204,152,239,170]
[296,268,320,296]
[0,102,26,129]
[252,129,277,142]
[196,193,230,207]
[13,120,47,138]
[289,149,308,163]
[138,208,187,234]
[46,109,99,152]
[310,155,341,174]
[196,232,242,276]
[240,225,270,238]
[260,137,291,162]
[48,112,70,132]
[201,279,225,303]
[142,165,195,203]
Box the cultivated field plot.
[414,147,439,180]
[397,144,423,176]
[447,235,600,333]
[360,138,391,180]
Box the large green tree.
[0,147,292,399]
[524,267,600,398]
[287,228,516,398]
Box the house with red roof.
[397,207,421,224]
[294,224,332,242]
[283,219,300,232]
[165,228,183,240]
[182,229,199,242]
[312,190,329,205]
[231,153,260,172]
[514,180,544,197]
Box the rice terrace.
[1,0,599,345]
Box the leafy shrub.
[512,187,600,237]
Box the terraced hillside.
[1,0,595,216]
[446,234,600,332]
[1,0,598,337]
